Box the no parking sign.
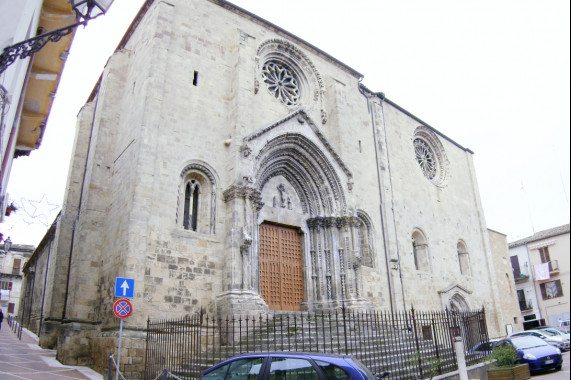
[113,299,133,319]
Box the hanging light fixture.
[71,0,115,23]
[2,236,11,255]
[0,0,115,73]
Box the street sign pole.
[112,278,134,380]
[116,318,123,380]
[112,298,132,380]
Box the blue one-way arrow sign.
[115,277,135,298]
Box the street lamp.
[2,236,11,255]
[0,0,114,74]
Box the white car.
[540,327,571,341]
[510,330,570,351]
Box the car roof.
[503,335,547,344]
[229,352,354,359]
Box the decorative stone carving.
[240,227,252,290]
[321,109,328,125]
[262,61,300,106]
[256,39,326,115]
[413,126,449,187]
[223,186,264,214]
[242,144,252,157]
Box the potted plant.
[487,343,530,380]
[5,202,17,216]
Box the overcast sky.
[3,0,569,247]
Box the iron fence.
[144,307,488,380]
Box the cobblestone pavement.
[0,322,103,380]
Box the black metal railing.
[518,300,532,311]
[144,307,488,380]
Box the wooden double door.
[259,223,304,311]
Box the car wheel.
[555,365,562,371]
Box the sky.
[2,0,570,247]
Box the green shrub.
[489,344,518,368]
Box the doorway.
[259,223,303,311]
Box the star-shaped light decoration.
[18,194,62,227]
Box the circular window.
[412,127,449,186]
[414,138,437,180]
[261,60,300,106]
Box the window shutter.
[12,258,21,275]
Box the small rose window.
[414,138,437,180]
[262,60,300,106]
[412,127,449,187]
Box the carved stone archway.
[218,110,372,314]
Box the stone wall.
[21,0,511,376]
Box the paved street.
[0,323,102,380]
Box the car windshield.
[539,330,558,337]
[543,328,563,335]
[347,357,376,380]
[474,342,494,351]
[511,336,549,349]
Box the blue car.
[494,336,562,373]
[201,352,390,380]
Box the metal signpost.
[114,278,134,380]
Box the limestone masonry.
[20,0,518,377]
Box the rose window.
[414,138,437,180]
[262,61,300,106]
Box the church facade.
[20,0,515,373]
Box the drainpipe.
[358,83,395,317]
[376,94,407,312]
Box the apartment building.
[509,224,570,328]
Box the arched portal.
[450,293,470,312]
[233,110,372,312]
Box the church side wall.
[379,101,502,335]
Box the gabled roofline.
[508,223,570,248]
[244,107,352,180]
[360,84,474,154]
[211,0,363,78]
[89,0,363,102]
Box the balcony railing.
[519,300,533,311]
[548,260,559,273]
[514,272,530,283]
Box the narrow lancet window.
[184,180,200,231]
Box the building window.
[412,127,449,187]
[412,230,430,272]
[178,162,218,235]
[457,241,471,276]
[262,60,300,106]
[414,138,437,180]
[538,246,558,271]
[7,303,15,313]
[540,280,563,300]
[517,289,531,311]
[539,247,551,264]
[12,258,21,275]
[183,180,200,231]
[0,281,12,290]
[357,211,375,267]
